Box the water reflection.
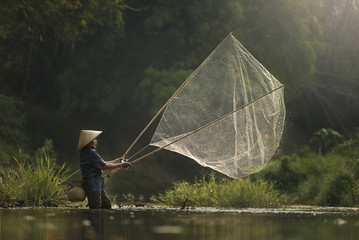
[1,207,359,240]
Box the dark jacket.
[80,146,106,193]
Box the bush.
[309,128,344,154]
[151,173,287,208]
[0,147,77,207]
[254,128,359,207]
[318,173,359,206]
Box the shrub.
[0,147,76,207]
[254,128,359,207]
[309,128,344,154]
[317,173,359,206]
[151,173,287,208]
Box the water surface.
[1,206,359,240]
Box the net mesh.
[149,34,285,178]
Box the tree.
[309,0,359,133]
[126,0,323,113]
[0,0,127,112]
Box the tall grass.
[0,148,76,207]
[151,173,287,208]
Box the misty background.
[0,0,358,198]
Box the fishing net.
[149,34,285,178]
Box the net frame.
[108,33,285,178]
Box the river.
[1,206,358,240]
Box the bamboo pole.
[130,85,284,164]
[105,84,284,178]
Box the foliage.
[0,0,358,203]
[0,145,77,207]
[0,142,18,165]
[151,173,287,208]
[0,0,127,68]
[298,0,359,134]
[239,0,323,90]
[0,0,128,115]
[0,94,26,144]
[317,173,358,206]
[0,94,26,164]
[126,0,323,101]
[35,139,57,161]
[309,128,344,154]
[115,192,144,204]
[253,128,359,207]
[136,66,193,114]
[0,0,326,145]
[121,193,135,203]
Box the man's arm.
[102,161,131,170]
[107,157,125,164]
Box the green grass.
[151,173,287,208]
[0,148,77,207]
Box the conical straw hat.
[77,130,102,151]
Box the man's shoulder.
[81,147,105,163]
[80,147,95,160]
[81,146,97,154]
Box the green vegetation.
[148,127,359,209]
[0,141,77,207]
[1,128,359,209]
[0,95,26,164]
[1,0,359,204]
[253,128,359,207]
[151,174,287,208]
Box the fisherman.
[78,130,131,209]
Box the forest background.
[0,0,358,199]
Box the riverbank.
[63,202,359,215]
[3,203,359,217]
[124,204,359,215]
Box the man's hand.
[103,158,131,170]
[121,162,131,169]
[114,157,124,163]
